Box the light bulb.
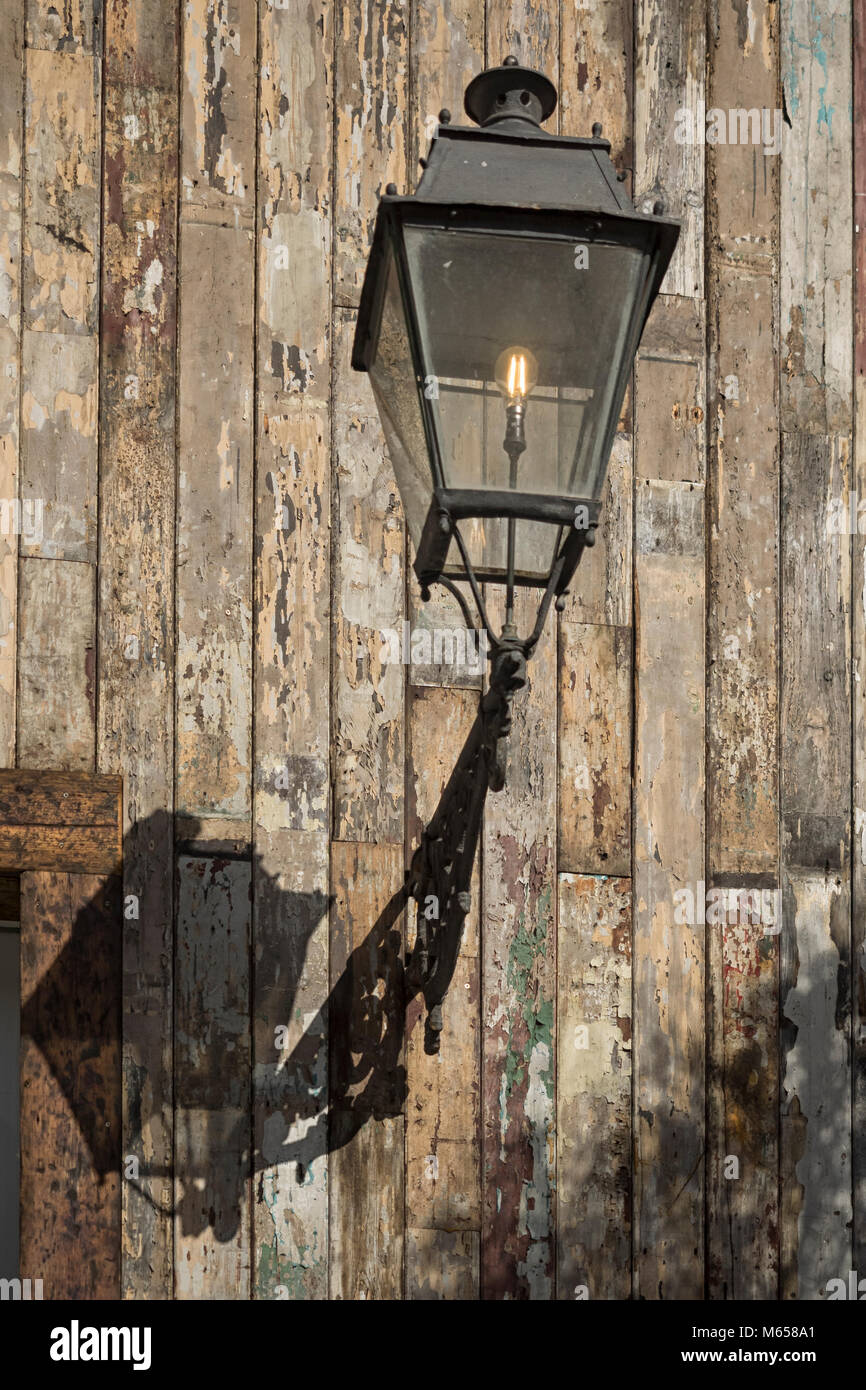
[494,346,538,401]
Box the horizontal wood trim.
[0,770,122,873]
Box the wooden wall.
[1,0,863,1299]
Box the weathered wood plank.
[559,0,632,162]
[0,767,118,822]
[635,293,706,482]
[17,556,95,770]
[20,41,100,563]
[0,823,120,874]
[174,854,251,1298]
[97,0,179,1298]
[781,433,851,871]
[334,0,409,305]
[706,890,780,1299]
[557,873,631,1300]
[410,0,482,172]
[481,588,556,1300]
[559,432,632,628]
[634,0,705,298]
[780,430,851,1301]
[20,869,121,1299]
[405,685,480,1246]
[707,271,778,876]
[854,0,866,1281]
[486,0,557,75]
[780,871,852,1299]
[705,0,780,1300]
[332,310,404,841]
[26,0,101,52]
[558,621,631,876]
[253,830,329,1300]
[406,1228,479,1299]
[252,0,333,1304]
[781,0,852,434]
[0,4,23,763]
[633,478,705,1299]
[329,840,404,1300]
[176,0,255,820]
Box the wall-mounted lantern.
[353,57,679,1051]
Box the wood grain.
[481,588,556,1300]
[252,0,333,1301]
[633,479,705,1299]
[780,0,852,434]
[329,840,405,1300]
[174,854,251,1298]
[558,621,631,876]
[405,686,480,1251]
[634,0,705,298]
[557,873,631,1300]
[0,4,23,764]
[97,0,179,1298]
[20,869,122,1299]
[705,0,780,1301]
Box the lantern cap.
[464,60,557,131]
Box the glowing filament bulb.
[494,345,538,402]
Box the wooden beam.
[0,768,121,873]
[20,869,122,1299]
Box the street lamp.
[353,57,678,1050]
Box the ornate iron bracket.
[405,642,526,1053]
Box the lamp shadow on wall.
[21,808,411,1245]
[22,808,839,1293]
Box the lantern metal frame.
[351,59,679,1049]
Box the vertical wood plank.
[633,479,705,1299]
[406,1229,479,1299]
[558,621,631,877]
[20,870,121,1299]
[780,430,851,1299]
[176,0,255,822]
[252,0,333,1301]
[405,687,481,1265]
[780,873,852,1298]
[781,0,852,435]
[556,873,631,1300]
[17,555,94,769]
[853,0,866,1283]
[559,0,632,162]
[410,0,482,173]
[481,589,556,1300]
[331,312,404,842]
[0,4,24,763]
[334,0,409,306]
[18,3,101,781]
[634,0,705,298]
[174,854,251,1298]
[21,25,101,562]
[98,0,179,1299]
[329,841,404,1299]
[635,294,705,483]
[705,0,781,1301]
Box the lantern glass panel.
[367,251,432,548]
[403,224,646,504]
